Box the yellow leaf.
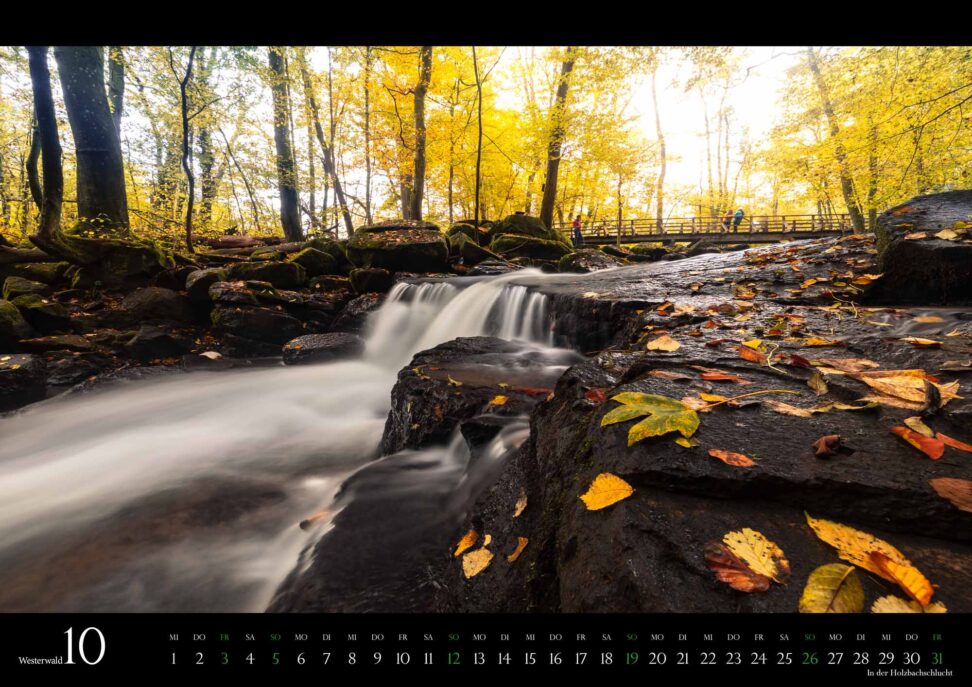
[447,375,463,387]
[904,231,927,240]
[935,229,960,240]
[646,334,680,352]
[742,338,764,351]
[901,337,942,347]
[722,528,790,583]
[799,564,864,613]
[699,392,730,403]
[903,415,935,438]
[513,491,527,518]
[801,278,818,288]
[462,547,494,578]
[453,529,478,557]
[804,337,842,347]
[913,315,944,323]
[579,472,634,511]
[869,552,934,607]
[601,392,700,445]
[808,371,828,396]
[804,513,914,581]
[763,399,813,417]
[507,537,528,563]
[674,436,699,448]
[871,596,947,614]
[9,364,20,370]
[489,394,509,406]
[854,370,960,405]
[945,329,962,337]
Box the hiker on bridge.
[720,209,733,232]
[732,208,745,232]
[571,215,584,246]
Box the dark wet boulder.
[226,260,306,289]
[288,247,337,278]
[600,244,657,262]
[218,333,283,358]
[121,287,192,323]
[0,261,69,286]
[349,267,394,294]
[150,265,196,291]
[0,298,34,346]
[627,243,669,260]
[449,233,502,265]
[467,260,518,276]
[211,305,304,344]
[346,227,449,273]
[185,268,227,304]
[330,293,384,334]
[11,294,71,333]
[302,238,353,274]
[685,239,720,257]
[0,353,46,411]
[125,325,194,362]
[208,281,260,307]
[870,190,972,305]
[557,248,627,273]
[45,354,108,386]
[282,332,365,365]
[3,276,49,301]
[486,213,567,245]
[19,334,99,353]
[490,235,572,261]
[308,275,352,292]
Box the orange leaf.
[812,434,843,458]
[804,337,843,347]
[453,529,478,557]
[938,432,972,453]
[738,345,767,363]
[929,477,972,513]
[890,426,945,460]
[700,371,751,384]
[708,449,757,467]
[506,536,529,563]
[703,541,770,592]
[869,552,934,607]
[901,337,942,347]
[585,388,607,403]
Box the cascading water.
[0,269,570,612]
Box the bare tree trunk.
[26,115,42,212]
[651,64,666,233]
[805,47,865,232]
[701,91,715,215]
[409,46,432,221]
[108,46,124,138]
[473,47,483,228]
[305,86,317,231]
[170,46,197,252]
[540,46,577,229]
[268,46,302,242]
[53,46,129,228]
[26,46,62,241]
[217,125,261,234]
[867,116,878,231]
[197,47,217,230]
[364,46,373,224]
[298,51,353,237]
[524,165,537,214]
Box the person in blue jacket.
[571,215,584,246]
[732,209,745,232]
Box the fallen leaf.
[854,370,961,406]
[871,595,947,614]
[690,281,704,292]
[869,552,933,607]
[742,338,764,350]
[903,416,935,438]
[938,432,972,453]
[808,371,829,396]
[913,315,945,324]
[708,449,757,467]
[506,537,529,563]
[799,564,864,613]
[901,337,942,347]
[454,529,478,557]
[929,477,972,513]
[703,541,770,592]
[513,490,528,517]
[447,375,464,387]
[700,371,750,384]
[801,278,818,289]
[852,274,883,285]
[804,337,843,347]
[764,400,813,417]
[489,394,509,406]
[674,436,699,448]
[647,369,693,380]
[903,231,927,240]
[738,345,767,363]
[805,513,914,581]
[584,388,607,403]
[935,229,960,240]
[601,392,700,445]
[890,426,945,460]
[699,392,730,403]
[462,547,494,578]
[579,472,634,511]
[722,528,790,583]
[647,334,681,352]
[812,434,844,458]
[814,358,880,373]
[702,319,717,329]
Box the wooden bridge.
[554,213,853,245]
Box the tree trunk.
[701,91,715,215]
[867,116,878,232]
[218,125,261,234]
[26,46,63,241]
[651,65,666,232]
[805,48,866,232]
[107,46,124,138]
[540,46,577,229]
[268,47,302,242]
[170,47,197,252]
[409,46,433,221]
[473,47,483,228]
[26,115,42,212]
[364,46,373,225]
[197,47,217,230]
[298,51,354,237]
[53,46,129,228]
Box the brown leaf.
[647,334,681,352]
[703,541,770,592]
[808,371,829,396]
[708,449,757,467]
[584,388,607,403]
[929,477,972,513]
[506,536,529,563]
[812,434,844,458]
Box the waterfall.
[0,269,562,612]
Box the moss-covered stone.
[250,247,284,261]
[449,233,503,265]
[11,293,71,332]
[308,275,352,292]
[558,249,628,273]
[358,219,440,234]
[0,261,69,286]
[490,234,573,261]
[226,260,306,289]
[41,231,174,287]
[349,267,394,294]
[185,268,227,303]
[302,238,353,274]
[211,305,304,344]
[0,298,34,344]
[3,276,49,301]
[289,247,337,277]
[346,228,449,272]
[445,222,484,242]
[486,213,568,245]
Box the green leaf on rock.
[601,392,700,446]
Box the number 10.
[65,627,106,665]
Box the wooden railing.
[554,214,854,241]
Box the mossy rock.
[346,228,449,273]
[445,222,484,242]
[303,238,353,274]
[358,219,440,234]
[486,214,567,245]
[557,249,628,273]
[11,293,71,333]
[250,247,284,261]
[0,298,34,344]
[289,247,337,277]
[349,267,394,294]
[121,287,192,323]
[226,261,306,289]
[44,231,174,287]
[3,276,49,301]
[185,268,227,303]
[309,275,352,293]
[449,233,503,265]
[490,234,573,262]
[211,305,304,344]
[0,261,69,286]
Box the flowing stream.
[0,270,573,612]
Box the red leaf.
[705,338,728,347]
[812,434,843,458]
[703,541,770,592]
[511,386,554,396]
[785,353,813,368]
[738,345,767,363]
[890,426,945,460]
[585,388,607,403]
[700,371,751,384]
